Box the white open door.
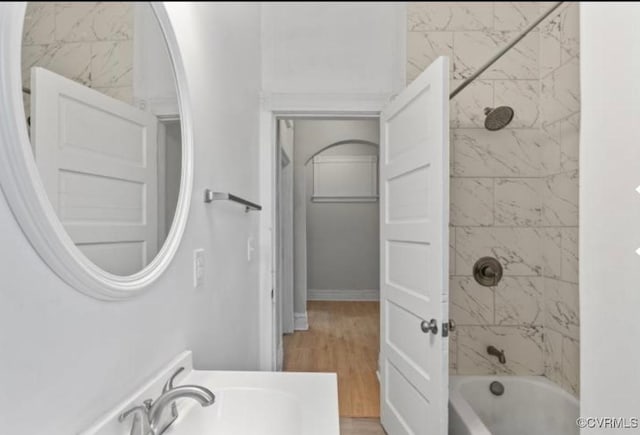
[31,67,159,276]
[379,57,449,434]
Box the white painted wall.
[0,3,262,434]
[261,2,405,97]
[580,3,640,425]
[291,119,379,315]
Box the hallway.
[284,301,380,417]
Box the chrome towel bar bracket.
[204,189,262,212]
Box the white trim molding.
[258,96,389,369]
[311,197,378,203]
[261,92,390,115]
[308,289,380,301]
[294,312,309,331]
[136,96,180,118]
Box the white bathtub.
[449,376,579,435]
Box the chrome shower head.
[484,106,514,131]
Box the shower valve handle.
[481,265,497,278]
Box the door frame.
[258,92,390,371]
[156,115,181,246]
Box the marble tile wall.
[408,2,579,396]
[539,2,580,397]
[408,1,544,379]
[21,2,134,116]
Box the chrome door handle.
[421,319,438,335]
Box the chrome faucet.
[119,367,215,435]
[487,345,506,364]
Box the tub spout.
[487,345,506,364]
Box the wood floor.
[284,301,380,418]
[340,418,386,435]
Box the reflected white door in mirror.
[0,2,193,299]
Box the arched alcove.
[303,139,378,165]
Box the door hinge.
[271,288,274,300]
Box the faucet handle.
[119,405,151,435]
[158,367,184,434]
[163,366,185,393]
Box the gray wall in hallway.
[292,119,379,314]
[305,142,379,291]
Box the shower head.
[484,106,514,131]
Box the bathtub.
[449,376,579,435]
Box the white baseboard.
[294,312,309,330]
[308,288,380,301]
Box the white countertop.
[170,370,339,435]
[81,351,340,435]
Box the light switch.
[247,236,255,262]
[194,249,205,288]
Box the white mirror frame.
[0,3,194,301]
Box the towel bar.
[204,189,262,212]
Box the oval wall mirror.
[0,3,193,300]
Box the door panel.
[387,241,430,296]
[59,96,146,163]
[385,360,433,433]
[380,56,449,435]
[387,166,430,222]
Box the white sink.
[171,388,302,434]
[82,352,339,435]
[171,370,338,435]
